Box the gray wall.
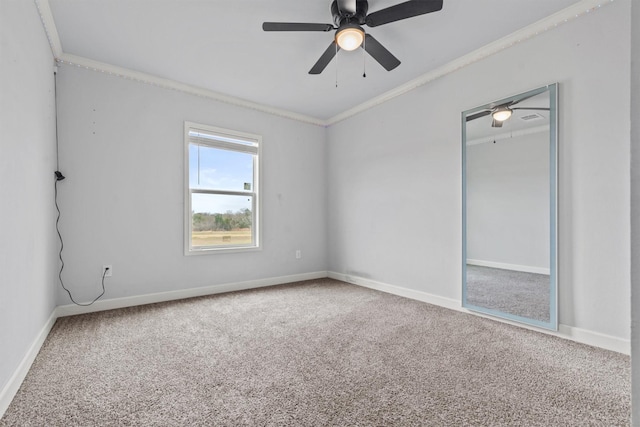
[466,132,550,270]
[327,0,631,340]
[1,0,636,419]
[0,1,58,395]
[54,66,327,303]
[630,0,639,423]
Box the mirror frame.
[461,83,558,331]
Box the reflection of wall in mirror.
[466,131,550,273]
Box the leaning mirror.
[462,84,558,330]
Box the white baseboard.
[0,308,58,419]
[0,271,328,419]
[466,259,550,275]
[1,269,629,421]
[557,324,630,355]
[329,271,630,355]
[328,271,461,311]
[56,271,328,317]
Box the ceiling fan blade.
[511,107,551,111]
[309,42,340,74]
[363,34,400,71]
[366,0,443,27]
[337,0,357,15]
[491,119,504,128]
[465,110,492,122]
[505,92,543,108]
[262,22,333,32]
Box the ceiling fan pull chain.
[335,42,339,88]
[362,36,367,78]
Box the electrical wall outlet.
[295,250,301,259]
[102,265,112,277]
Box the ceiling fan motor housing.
[331,0,369,27]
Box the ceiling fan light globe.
[492,109,512,122]
[336,27,364,51]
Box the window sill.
[184,245,262,256]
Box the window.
[184,122,261,254]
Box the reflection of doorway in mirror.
[465,129,550,323]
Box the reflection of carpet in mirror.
[466,265,550,322]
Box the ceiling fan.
[465,93,550,128]
[262,0,443,75]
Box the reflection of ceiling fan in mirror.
[466,93,551,128]
[262,0,443,74]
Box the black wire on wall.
[53,70,107,306]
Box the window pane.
[191,193,253,248]
[189,144,254,192]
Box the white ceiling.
[46,0,584,121]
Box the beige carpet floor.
[466,265,550,322]
[0,279,630,426]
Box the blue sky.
[189,144,254,214]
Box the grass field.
[192,230,252,247]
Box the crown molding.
[35,0,613,128]
[325,0,615,125]
[466,125,550,146]
[55,53,326,126]
[35,0,325,127]
[34,0,62,58]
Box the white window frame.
[184,121,261,255]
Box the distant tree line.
[192,209,251,231]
